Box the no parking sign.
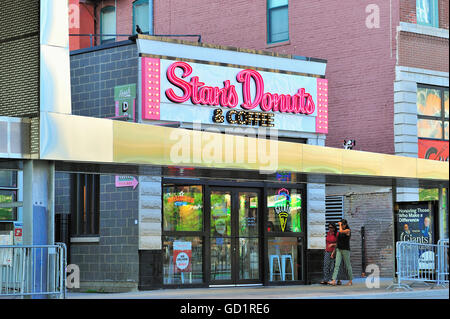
[173,241,192,273]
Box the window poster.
[395,202,436,244]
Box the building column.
[22,160,55,246]
[22,160,55,298]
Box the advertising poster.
[173,241,192,273]
[395,202,435,244]
[114,84,136,121]
[418,139,449,162]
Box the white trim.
[137,39,327,76]
[395,66,449,87]
[398,22,449,39]
[70,237,100,243]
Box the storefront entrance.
[209,188,261,285]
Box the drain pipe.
[361,226,366,277]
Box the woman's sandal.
[327,281,337,286]
[320,281,328,285]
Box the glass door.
[209,188,261,285]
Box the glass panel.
[444,122,449,140]
[134,1,149,33]
[268,0,288,9]
[416,0,433,25]
[239,192,258,237]
[0,171,17,188]
[419,188,439,201]
[268,237,300,281]
[101,7,116,42]
[269,7,289,43]
[417,119,443,139]
[163,185,203,231]
[211,191,231,237]
[239,238,259,280]
[210,237,232,281]
[444,90,449,118]
[267,188,302,233]
[0,190,17,221]
[163,236,203,285]
[417,87,442,117]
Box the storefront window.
[163,236,203,285]
[0,171,18,221]
[0,190,16,221]
[210,191,231,236]
[267,188,302,233]
[268,237,301,281]
[163,185,203,232]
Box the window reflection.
[267,188,302,233]
[163,185,203,232]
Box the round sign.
[176,252,190,270]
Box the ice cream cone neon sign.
[274,188,290,232]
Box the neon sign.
[165,61,316,115]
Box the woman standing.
[328,219,353,286]
[321,223,345,285]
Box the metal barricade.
[436,239,449,286]
[388,240,448,290]
[0,243,67,299]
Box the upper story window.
[417,85,449,141]
[267,0,289,44]
[133,0,152,35]
[416,0,439,28]
[100,6,116,43]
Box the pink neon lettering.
[165,62,315,114]
[236,69,264,110]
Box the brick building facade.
[62,0,448,291]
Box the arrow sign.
[115,176,139,190]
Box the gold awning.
[40,113,448,184]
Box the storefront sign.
[395,202,435,244]
[173,241,192,273]
[114,84,136,121]
[274,188,291,232]
[141,58,328,133]
[418,139,449,162]
[14,223,23,245]
[167,192,195,206]
[115,176,139,189]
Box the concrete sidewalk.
[67,278,449,299]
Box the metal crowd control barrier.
[388,240,448,290]
[0,243,67,299]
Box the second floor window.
[416,0,439,27]
[267,0,289,44]
[417,85,449,141]
[133,0,152,35]
[101,6,116,43]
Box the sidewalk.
[67,278,449,299]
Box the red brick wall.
[96,0,134,43]
[400,0,418,24]
[154,0,399,154]
[439,0,449,29]
[398,32,449,72]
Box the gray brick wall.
[70,42,138,118]
[55,43,141,291]
[70,175,139,291]
[55,172,71,215]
